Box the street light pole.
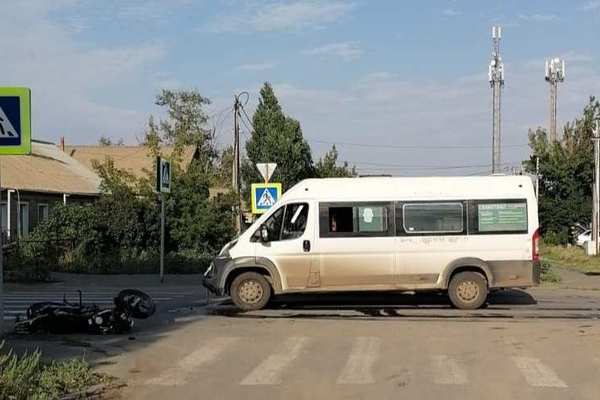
[594,121,600,255]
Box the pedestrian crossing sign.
[0,87,31,155]
[251,183,282,214]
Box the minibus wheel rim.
[239,280,264,304]
[456,281,479,302]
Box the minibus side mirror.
[260,225,269,242]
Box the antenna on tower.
[489,25,504,174]
[545,57,565,142]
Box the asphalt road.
[70,287,599,400]
[4,277,600,399]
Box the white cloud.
[304,42,363,61]
[0,1,166,144]
[236,62,277,71]
[261,59,600,175]
[207,0,356,33]
[581,1,600,11]
[518,13,558,22]
[442,8,461,17]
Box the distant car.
[576,230,591,247]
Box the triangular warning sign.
[0,106,18,138]
[257,188,276,207]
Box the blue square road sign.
[0,87,31,155]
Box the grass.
[0,341,113,400]
[541,243,600,274]
[540,260,562,284]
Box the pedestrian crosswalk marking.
[0,106,18,137]
[147,337,239,386]
[431,355,468,385]
[135,336,578,389]
[257,188,276,208]
[512,357,567,388]
[336,337,381,384]
[240,336,308,385]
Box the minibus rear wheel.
[448,271,488,310]
[230,272,272,311]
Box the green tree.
[523,97,600,243]
[243,82,315,192]
[98,136,124,146]
[214,145,234,187]
[152,89,216,170]
[316,145,356,177]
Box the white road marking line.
[173,315,204,323]
[513,357,567,388]
[336,336,381,384]
[240,336,309,385]
[431,355,468,385]
[4,297,181,302]
[146,337,239,386]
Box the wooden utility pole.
[232,95,242,233]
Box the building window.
[402,203,463,234]
[320,202,393,237]
[18,202,29,237]
[38,204,49,223]
[0,202,6,235]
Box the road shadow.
[271,289,537,308]
[208,289,538,318]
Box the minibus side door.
[255,202,314,291]
[314,201,396,289]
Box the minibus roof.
[281,175,535,202]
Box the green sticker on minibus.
[478,203,527,232]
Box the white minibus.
[203,176,540,310]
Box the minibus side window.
[469,199,528,234]
[281,203,309,240]
[319,202,394,237]
[402,203,464,234]
[329,207,354,233]
[256,205,284,242]
[253,203,309,242]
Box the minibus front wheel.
[230,272,272,311]
[448,271,488,310]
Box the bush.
[543,230,568,246]
[32,358,98,400]
[0,342,106,400]
[540,260,561,283]
[0,344,40,400]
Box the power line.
[310,139,528,150]
[349,161,521,170]
[236,100,526,172]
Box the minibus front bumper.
[202,256,231,296]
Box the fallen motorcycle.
[14,289,156,334]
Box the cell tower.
[545,58,565,142]
[488,26,504,174]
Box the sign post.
[156,157,171,283]
[0,87,31,334]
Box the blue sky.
[3,0,600,175]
